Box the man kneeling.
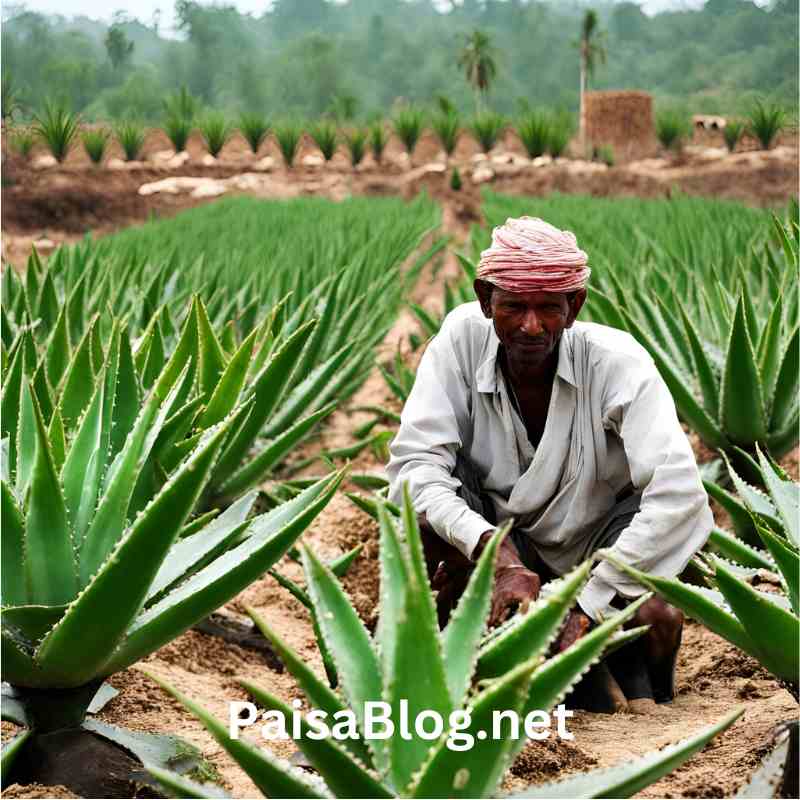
[387,217,712,713]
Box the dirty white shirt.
[387,302,713,621]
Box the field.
[1,115,798,800]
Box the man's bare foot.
[628,697,659,715]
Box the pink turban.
[477,216,590,293]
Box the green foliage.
[104,23,134,71]
[450,166,462,191]
[579,9,608,84]
[458,29,497,109]
[114,119,146,161]
[480,193,799,468]
[2,72,20,121]
[238,113,270,154]
[81,128,110,164]
[199,112,232,157]
[432,112,461,156]
[723,119,745,152]
[368,120,388,163]
[655,108,692,151]
[163,86,198,123]
[164,115,193,153]
[747,99,787,150]
[9,127,35,158]
[516,111,550,159]
[470,111,505,154]
[344,127,367,167]
[148,491,739,798]
[594,143,615,166]
[32,101,80,162]
[547,111,574,157]
[308,119,338,161]
[604,447,799,690]
[328,91,359,122]
[393,105,425,155]
[274,121,303,167]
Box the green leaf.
[111,333,140,458]
[58,319,97,430]
[146,674,323,799]
[1,730,31,780]
[706,528,773,571]
[195,298,227,397]
[329,544,363,577]
[714,561,799,682]
[242,680,392,799]
[441,524,506,708]
[719,298,767,446]
[145,764,228,799]
[757,293,784,404]
[509,708,744,799]
[246,607,373,767]
[36,421,231,686]
[105,472,342,673]
[44,306,71,388]
[1,480,27,606]
[410,657,537,799]
[24,388,77,605]
[476,561,592,681]
[14,379,37,499]
[702,480,760,547]
[754,522,799,615]
[678,301,719,418]
[1,344,25,478]
[756,445,800,548]
[301,540,388,775]
[48,407,66,474]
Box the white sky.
[1,0,770,37]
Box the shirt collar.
[475,327,578,393]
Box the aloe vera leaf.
[301,541,389,775]
[145,764,229,799]
[195,299,228,397]
[723,454,782,529]
[678,301,720,418]
[756,445,800,547]
[379,363,408,402]
[757,293,784,402]
[213,320,317,484]
[36,269,59,336]
[58,319,96,430]
[89,320,106,375]
[1,480,27,606]
[376,505,407,678]
[602,625,649,657]
[45,306,70,388]
[441,524,505,707]
[2,626,43,687]
[140,319,166,390]
[147,675,323,800]
[707,528,773,571]
[509,708,744,799]
[180,508,220,539]
[476,561,592,681]
[31,357,53,422]
[720,298,768,445]
[105,473,342,673]
[1,345,24,477]
[600,553,757,656]
[48,406,66,473]
[409,657,538,799]
[198,327,258,428]
[25,389,77,605]
[754,523,799,615]
[329,544,363,577]
[153,298,199,404]
[36,422,230,686]
[702,480,760,546]
[735,728,791,799]
[62,375,107,545]
[78,367,187,584]
[1,730,32,779]
[242,680,391,799]
[246,607,373,766]
[111,333,140,458]
[409,303,441,337]
[145,491,257,603]
[620,308,726,449]
[268,568,312,608]
[714,561,799,682]
[385,504,453,791]
[586,287,627,332]
[217,403,337,499]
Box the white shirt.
[387,302,713,621]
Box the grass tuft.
[393,105,425,155]
[368,120,388,163]
[516,111,550,159]
[746,100,786,150]
[722,119,745,153]
[655,108,692,152]
[164,116,193,153]
[32,101,80,162]
[344,127,367,167]
[9,126,35,158]
[274,121,303,167]
[470,111,505,154]
[431,112,461,156]
[199,112,232,157]
[238,113,270,154]
[82,128,110,165]
[115,120,146,161]
[309,119,338,161]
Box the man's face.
[474,280,586,369]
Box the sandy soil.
[1,128,798,800]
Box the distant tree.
[578,9,607,148]
[105,23,134,71]
[610,2,648,41]
[457,29,497,113]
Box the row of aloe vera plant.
[0,196,442,788]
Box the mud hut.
[583,90,655,163]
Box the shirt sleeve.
[386,327,494,560]
[577,359,714,621]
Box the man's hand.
[553,609,593,652]
[474,530,541,627]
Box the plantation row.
[2,193,797,796]
[6,96,790,168]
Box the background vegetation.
[2,0,797,124]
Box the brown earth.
[1,127,799,800]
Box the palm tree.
[578,9,607,150]
[458,29,497,113]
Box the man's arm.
[577,360,713,621]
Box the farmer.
[387,216,713,713]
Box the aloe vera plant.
[0,315,342,781]
[146,490,741,799]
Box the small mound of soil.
[509,736,598,782]
[1,784,78,799]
